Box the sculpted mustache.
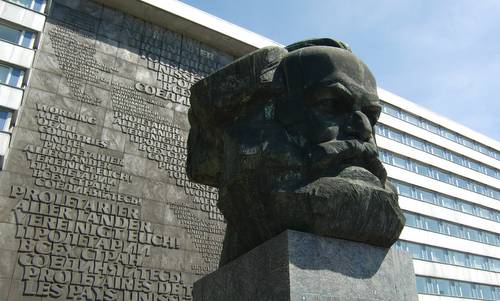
[309,139,387,184]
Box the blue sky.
[182,0,500,141]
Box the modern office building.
[0,0,497,300]
[378,89,500,301]
[0,0,47,166]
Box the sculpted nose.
[345,111,373,141]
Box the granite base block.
[193,230,418,301]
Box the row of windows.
[7,0,46,13]
[0,21,36,48]
[404,211,500,247]
[395,240,500,273]
[376,124,499,179]
[0,1,40,93]
[416,276,500,300]
[391,179,500,223]
[0,64,24,88]
[379,149,500,200]
[381,101,500,161]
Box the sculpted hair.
[186,38,351,186]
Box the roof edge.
[93,0,282,57]
[378,88,500,151]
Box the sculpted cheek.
[321,125,339,143]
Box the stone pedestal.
[193,230,418,301]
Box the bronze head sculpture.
[187,38,405,265]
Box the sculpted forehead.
[282,46,377,96]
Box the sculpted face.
[187,41,405,266]
[276,46,387,187]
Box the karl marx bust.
[187,39,405,265]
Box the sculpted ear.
[187,46,288,186]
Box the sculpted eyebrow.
[309,81,353,98]
[328,82,353,98]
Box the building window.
[382,103,400,118]
[396,182,413,198]
[438,195,456,210]
[0,22,36,48]
[7,0,45,13]
[0,64,24,87]
[409,137,426,151]
[417,189,434,203]
[392,156,408,169]
[0,109,12,132]
[415,163,431,177]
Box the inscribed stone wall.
[0,0,232,299]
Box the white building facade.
[0,0,498,300]
[0,0,48,166]
[378,89,500,301]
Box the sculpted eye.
[310,96,351,116]
[306,85,353,115]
